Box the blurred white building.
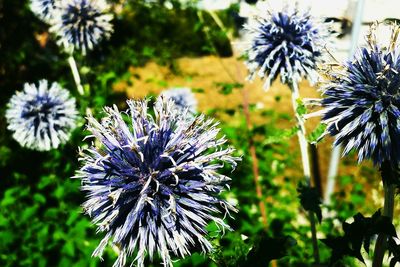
[237,0,400,60]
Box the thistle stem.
[289,81,320,264]
[289,82,311,181]
[67,55,84,95]
[242,84,268,227]
[372,162,396,267]
[207,10,233,40]
[309,210,320,263]
[310,144,323,196]
[324,146,341,204]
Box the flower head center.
[22,97,57,121]
[65,3,98,26]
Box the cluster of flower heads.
[75,98,239,267]
[30,0,113,55]
[6,80,78,151]
[320,23,400,166]
[158,87,198,115]
[244,4,330,90]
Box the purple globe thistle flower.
[75,98,239,267]
[244,5,330,89]
[158,87,198,115]
[5,80,78,151]
[50,0,113,55]
[320,24,400,165]
[30,0,57,22]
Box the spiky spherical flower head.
[50,0,113,55]
[6,80,78,151]
[321,24,400,166]
[244,5,330,90]
[158,87,198,115]
[30,0,56,22]
[75,98,239,267]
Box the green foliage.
[322,210,397,265]
[262,126,298,145]
[308,123,327,144]
[388,237,400,267]
[297,183,322,223]
[211,231,297,266]
[0,1,386,267]
[296,98,307,116]
[215,82,243,95]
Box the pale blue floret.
[321,24,400,165]
[244,6,330,90]
[6,80,78,151]
[158,87,198,115]
[50,0,114,54]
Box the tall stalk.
[198,9,269,228]
[372,162,396,267]
[67,55,84,95]
[310,144,323,196]
[242,83,268,227]
[289,82,311,180]
[289,81,320,263]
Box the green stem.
[67,55,84,95]
[309,211,320,263]
[289,82,311,182]
[289,82,319,264]
[373,162,396,267]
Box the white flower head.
[6,80,78,151]
[243,2,331,90]
[50,0,114,55]
[158,87,197,115]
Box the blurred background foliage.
[0,0,381,266]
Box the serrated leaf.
[296,98,307,116]
[297,183,322,223]
[262,127,298,145]
[321,236,365,264]
[307,123,326,143]
[237,233,296,266]
[324,209,398,265]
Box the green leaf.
[66,211,80,226]
[296,98,307,116]
[307,123,327,143]
[215,82,243,95]
[238,233,296,265]
[33,193,46,204]
[323,210,397,265]
[262,127,298,145]
[297,183,322,223]
[21,205,38,223]
[142,46,155,57]
[192,87,205,93]
[61,241,75,257]
[53,186,65,199]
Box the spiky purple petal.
[321,24,400,165]
[75,98,239,267]
[50,0,113,54]
[244,5,330,89]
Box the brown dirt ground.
[113,55,382,208]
